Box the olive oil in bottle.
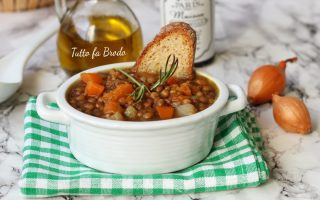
[58,15,143,75]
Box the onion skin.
[272,95,312,134]
[248,65,286,105]
[248,57,297,105]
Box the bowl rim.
[56,62,229,130]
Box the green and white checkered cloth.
[20,97,269,197]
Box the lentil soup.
[67,68,218,121]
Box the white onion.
[125,106,137,119]
[175,104,196,117]
[110,112,124,121]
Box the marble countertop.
[1,0,320,199]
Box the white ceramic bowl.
[36,62,247,175]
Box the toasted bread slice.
[132,22,196,80]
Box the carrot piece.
[104,101,123,114]
[85,81,105,97]
[103,83,134,101]
[156,106,174,120]
[167,77,177,85]
[81,73,103,84]
[180,83,191,96]
[126,95,134,104]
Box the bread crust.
[132,22,196,80]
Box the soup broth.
[67,68,219,121]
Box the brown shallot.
[248,57,297,105]
[272,94,312,134]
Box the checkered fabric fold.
[20,97,269,197]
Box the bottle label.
[161,0,214,62]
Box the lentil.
[67,68,218,121]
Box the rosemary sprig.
[150,54,179,91]
[117,68,149,102]
[117,54,178,102]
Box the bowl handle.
[219,84,247,117]
[36,92,70,125]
